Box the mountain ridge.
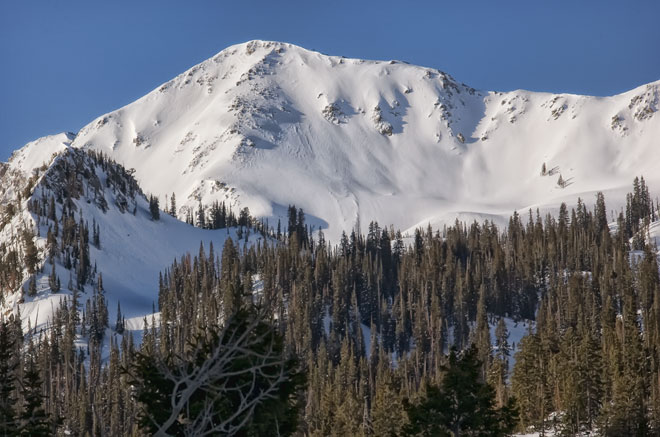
[0,142,262,338]
[8,40,660,241]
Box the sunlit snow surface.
[64,40,660,241]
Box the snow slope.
[62,40,660,241]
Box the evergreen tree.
[48,263,60,293]
[475,284,492,381]
[17,352,51,436]
[557,174,565,188]
[489,318,510,408]
[371,371,408,436]
[403,346,517,436]
[115,301,124,334]
[0,319,17,436]
[512,330,549,430]
[196,200,205,228]
[221,238,242,316]
[26,275,37,297]
[23,229,39,275]
[149,195,160,221]
[605,289,649,435]
[169,192,177,218]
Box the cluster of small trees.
[625,176,654,248]
[26,192,94,294]
[148,195,160,221]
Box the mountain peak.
[46,41,658,241]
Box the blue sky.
[1,0,659,160]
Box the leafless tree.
[137,310,291,437]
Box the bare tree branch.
[135,309,292,437]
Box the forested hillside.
[1,175,659,435]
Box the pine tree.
[115,302,124,334]
[512,330,549,429]
[149,195,160,221]
[606,289,649,435]
[92,220,100,248]
[578,327,603,429]
[48,263,60,293]
[371,372,407,436]
[169,192,177,218]
[489,318,510,408]
[76,219,91,287]
[404,346,517,436]
[196,200,205,228]
[475,284,492,381]
[17,352,51,436]
[595,191,608,234]
[25,275,37,297]
[23,229,39,275]
[0,319,17,436]
[221,238,242,316]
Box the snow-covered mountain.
[2,40,659,337]
[60,40,660,240]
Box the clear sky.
[1,0,659,160]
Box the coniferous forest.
[1,176,660,436]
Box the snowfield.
[57,40,660,241]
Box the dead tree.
[130,309,295,436]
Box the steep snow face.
[67,40,660,240]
